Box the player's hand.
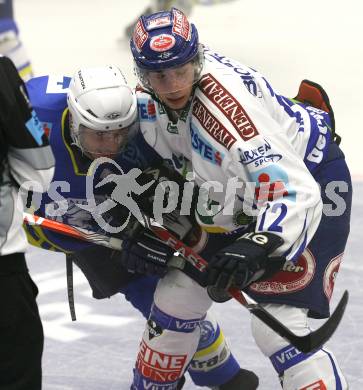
[206,232,284,294]
[120,227,174,276]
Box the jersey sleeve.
[228,124,322,261]
[22,73,92,253]
[0,56,55,192]
[197,70,322,261]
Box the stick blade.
[296,290,349,353]
[248,290,349,353]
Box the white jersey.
[137,47,330,261]
[0,56,54,256]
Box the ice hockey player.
[0,55,54,389]
[24,65,258,389]
[128,7,352,389]
[0,0,33,80]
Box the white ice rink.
[12,0,363,388]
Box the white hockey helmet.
[67,65,137,157]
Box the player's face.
[147,62,195,110]
[79,126,129,159]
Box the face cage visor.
[77,125,130,159]
[135,47,204,95]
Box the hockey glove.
[120,226,174,277]
[206,232,284,294]
[128,163,198,242]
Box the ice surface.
[12,0,363,387]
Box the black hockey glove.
[206,232,285,295]
[120,226,174,277]
[135,163,198,229]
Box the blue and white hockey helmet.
[130,8,204,93]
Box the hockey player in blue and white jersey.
[24,65,259,389]
[127,8,352,389]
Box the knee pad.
[251,303,310,357]
[251,304,348,390]
[276,347,348,390]
[132,305,203,389]
[132,270,212,389]
[154,269,212,319]
[188,312,240,387]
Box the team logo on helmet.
[150,34,176,52]
[146,15,171,30]
[105,112,122,120]
[172,8,191,40]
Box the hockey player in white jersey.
[127,7,352,389]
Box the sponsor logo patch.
[147,319,163,340]
[254,173,289,203]
[133,20,149,51]
[190,346,229,371]
[198,320,215,348]
[41,122,52,138]
[249,248,316,294]
[137,341,187,382]
[192,97,236,150]
[172,9,190,40]
[138,98,156,121]
[323,253,343,300]
[26,111,44,146]
[142,378,179,389]
[250,165,296,205]
[300,379,327,390]
[238,139,282,167]
[150,34,176,52]
[175,319,200,330]
[104,112,121,120]
[199,73,259,141]
[190,124,224,166]
[146,16,171,31]
[306,107,330,165]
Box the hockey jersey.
[24,74,160,253]
[0,56,54,255]
[137,47,334,261]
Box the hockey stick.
[139,215,348,354]
[23,213,124,251]
[23,212,348,353]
